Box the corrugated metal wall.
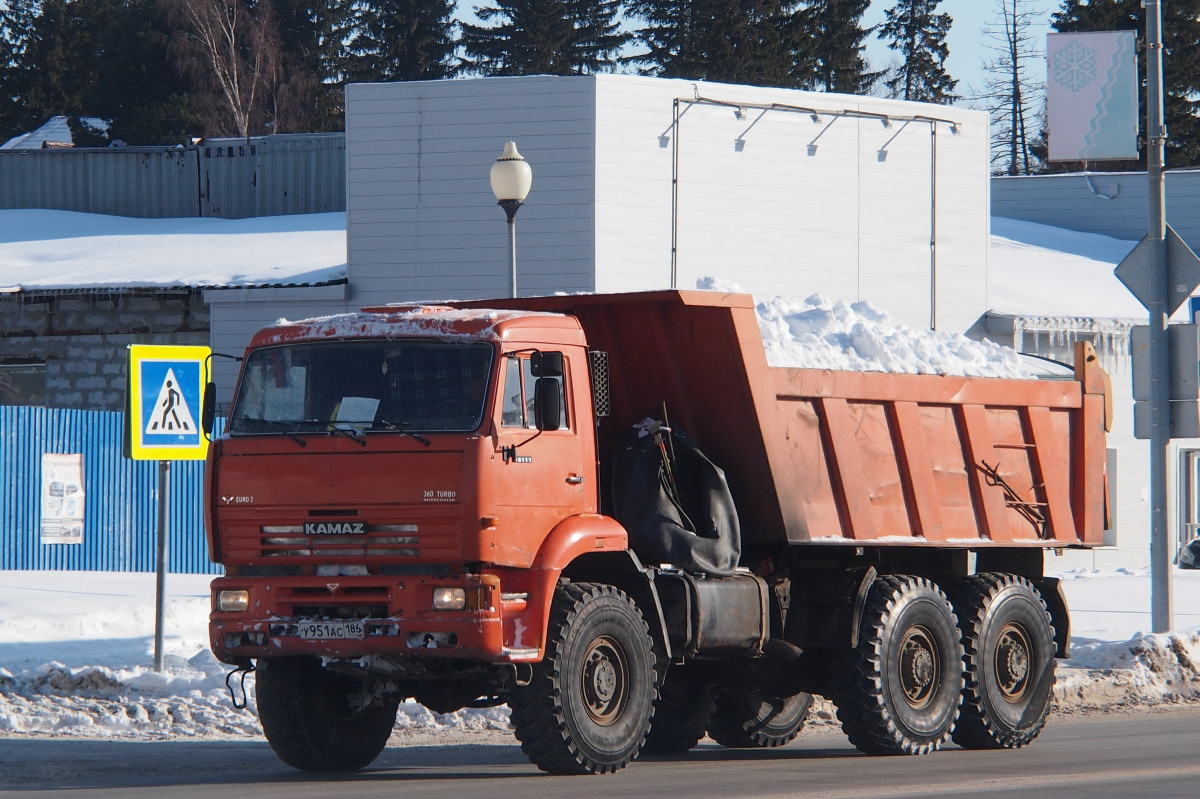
[0,407,220,573]
[200,133,346,218]
[0,133,345,220]
[0,148,199,217]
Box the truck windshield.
[228,340,493,435]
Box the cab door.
[490,350,595,563]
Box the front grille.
[261,523,419,557]
[219,506,463,564]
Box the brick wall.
[0,291,209,410]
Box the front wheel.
[255,657,399,772]
[832,575,963,756]
[949,574,1056,749]
[509,582,658,774]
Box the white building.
[207,74,989,384]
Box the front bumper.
[209,573,531,664]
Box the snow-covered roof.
[0,209,1151,326]
[0,116,109,150]
[0,210,347,293]
[988,217,1144,323]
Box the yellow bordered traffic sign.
[125,344,211,460]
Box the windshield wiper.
[375,419,432,447]
[239,418,308,447]
[328,424,368,447]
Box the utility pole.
[1144,0,1172,633]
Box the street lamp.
[490,141,533,297]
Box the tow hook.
[225,663,256,710]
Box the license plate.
[296,621,365,640]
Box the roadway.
[1,706,1198,798]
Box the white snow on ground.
[1,569,1197,740]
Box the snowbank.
[698,277,1031,377]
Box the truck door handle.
[566,476,585,484]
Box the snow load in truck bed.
[696,279,1029,378]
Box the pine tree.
[878,0,957,103]
[460,0,629,76]
[267,0,354,131]
[1053,0,1200,169]
[14,0,197,145]
[347,0,458,83]
[626,0,804,88]
[0,0,42,139]
[797,0,883,93]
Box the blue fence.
[0,407,220,573]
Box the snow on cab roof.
[254,306,570,346]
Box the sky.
[862,1,1060,103]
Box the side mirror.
[202,382,216,436]
[531,351,563,378]
[534,377,562,431]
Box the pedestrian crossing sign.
[126,345,211,461]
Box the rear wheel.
[255,657,398,772]
[509,582,657,774]
[708,686,811,749]
[832,575,963,755]
[949,574,1055,749]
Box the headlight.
[432,587,466,610]
[218,589,250,612]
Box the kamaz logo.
[304,522,365,535]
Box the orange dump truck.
[204,290,1110,775]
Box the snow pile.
[1057,633,1200,711]
[697,277,1031,378]
[0,652,260,738]
[0,657,511,740]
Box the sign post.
[125,344,211,671]
[1113,3,1200,633]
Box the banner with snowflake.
[1047,31,1138,162]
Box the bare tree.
[163,0,280,137]
[979,0,1044,175]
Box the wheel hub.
[581,635,628,726]
[899,626,940,709]
[995,622,1032,701]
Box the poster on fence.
[41,453,84,545]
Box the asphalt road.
[2,707,1199,799]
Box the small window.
[501,354,568,430]
[0,361,47,406]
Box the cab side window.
[501,354,568,429]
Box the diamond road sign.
[1114,224,1200,315]
[125,344,211,461]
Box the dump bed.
[455,291,1109,549]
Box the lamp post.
[490,141,533,297]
